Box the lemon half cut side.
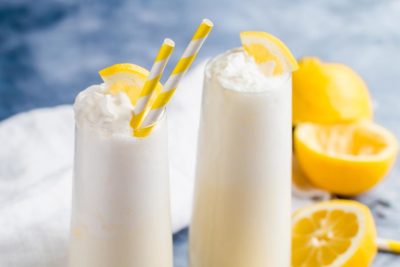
[292,200,377,267]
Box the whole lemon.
[293,57,373,124]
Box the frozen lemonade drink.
[69,20,213,267]
[190,32,298,267]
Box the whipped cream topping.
[207,48,289,93]
[74,84,134,137]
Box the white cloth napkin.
[0,62,325,267]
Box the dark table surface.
[1,0,400,266]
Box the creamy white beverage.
[190,48,292,267]
[70,84,172,267]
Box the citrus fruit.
[99,63,161,106]
[294,121,398,195]
[292,200,377,267]
[293,57,373,124]
[240,31,298,76]
[292,156,331,201]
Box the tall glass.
[190,50,292,267]
[69,114,172,267]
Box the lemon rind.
[99,63,149,80]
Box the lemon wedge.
[292,200,377,267]
[293,57,373,124]
[294,121,398,195]
[240,31,298,75]
[99,63,159,106]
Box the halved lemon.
[292,200,377,267]
[294,121,398,195]
[292,156,331,201]
[99,63,161,106]
[240,31,298,76]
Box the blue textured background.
[1,0,399,266]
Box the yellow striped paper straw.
[141,18,213,128]
[131,38,175,132]
[377,238,400,254]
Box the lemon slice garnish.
[240,31,298,76]
[294,121,398,195]
[292,200,377,267]
[99,63,152,106]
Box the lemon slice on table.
[294,121,398,195]
[99,63,160,106]
[292,200,377,267]
[240,31,298,75]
